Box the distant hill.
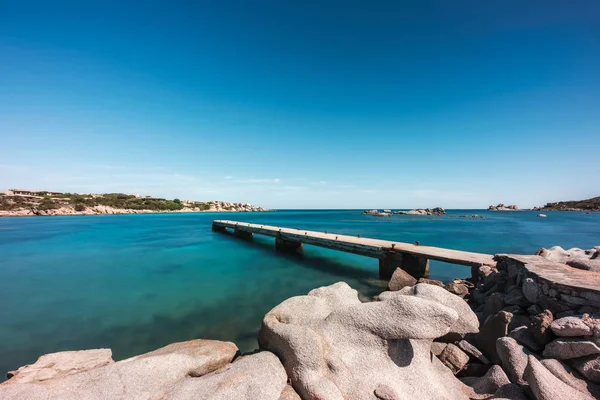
[535,196,600,211]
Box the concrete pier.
[212,220,495,279]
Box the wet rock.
[496,337,531,386]
[0,339,239,399]
[259,282,472,399]
[4,349,113,384]
[472,311,513,364]
[551,316,593,337]
[457,340,490,364]
[166,352,288,400]
[388,268,417,291]
[524,355,594,400]
[571,355,600,383]
[543,338,600,360]
[530,310,554,347]
[509,326,542,352]
[540,359,600,398]
[439,344,470,374]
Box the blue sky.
[1,1,599,209]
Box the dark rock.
[524,355,594,400]
[508,314,531,333]
[457,363,492,378]
[530,310,554,347]
[502,305,523,315]
[543,338,600,360]
[538,295,573,315]
[505,288,530,307]
[484,293,506,317]
[490,383,528,399]
[388,268,417,291]
[527,304,543,315]
[472,311,513,365]
[522,278,541,303]
[509,326,542,352]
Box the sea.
[1,209,599,379]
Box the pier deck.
[212,220,496,279]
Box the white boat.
[537,214,547,218]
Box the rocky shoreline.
[2,246,600,399]
[0,201,270,217]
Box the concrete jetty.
[212,220,496,279]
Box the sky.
[1,1,599,209]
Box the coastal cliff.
[0,191,269,217]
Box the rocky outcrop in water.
[394,207,446,216]
[536,246,600,273]
[488,203,520,211]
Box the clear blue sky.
[1,1,599,209]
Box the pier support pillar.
[276,237,303,254]
[234,229,253,240]
[402,254,430,279]
[212,223,226,233]
[379,252,403,280]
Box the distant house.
[6,189,63,196]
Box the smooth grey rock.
[540,359,600,398]
[458,340,490,364]
[543,338,600,359]
[396,283,479,336]
[166,351,287,400]
[524,355,594,400]
[530,310,554,347]
[465,365,510,396]
[509,326,542,352]
[473,311,513,364]
[439,343,470,374]
[571,355,600,383]
[496,337,531,386]
[5,349,113,384]
[388,267,417,291]
[259,282,472,400]
[0,339,239,400]
[551,316,593,337]
[523,278,540,303]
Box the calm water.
[1,209,599,378]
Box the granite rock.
[530,310,554,347]
[496,337,531,386]
[388,268,417,291]
[472,311,513,364]
[439,343,470,374]
[571,355,600,383]
[524,355,594,400]
[540,358,600,398]
[543,338,600,360]
[551,316,593,337]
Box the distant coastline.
[0,189,269,217]
[532,196,600,212]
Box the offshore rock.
[259,282,472,400]
[0,339,238,400]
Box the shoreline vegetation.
[0,189,269,217]
[533,196,600,212]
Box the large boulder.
[551,316,593,337]
[0,339,238,400]
[543,338,600,360]
[571,355,600,383]
[388,268,417,291]
[166,351,288,400]
[462,365,510,396]
[540,359,600,398]
[524,355,595,400]
[496,337,531,386]
[5,349,113,384]
[259,282,473,399]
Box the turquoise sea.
[1,209,599,379]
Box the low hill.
[535,196,600,211]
